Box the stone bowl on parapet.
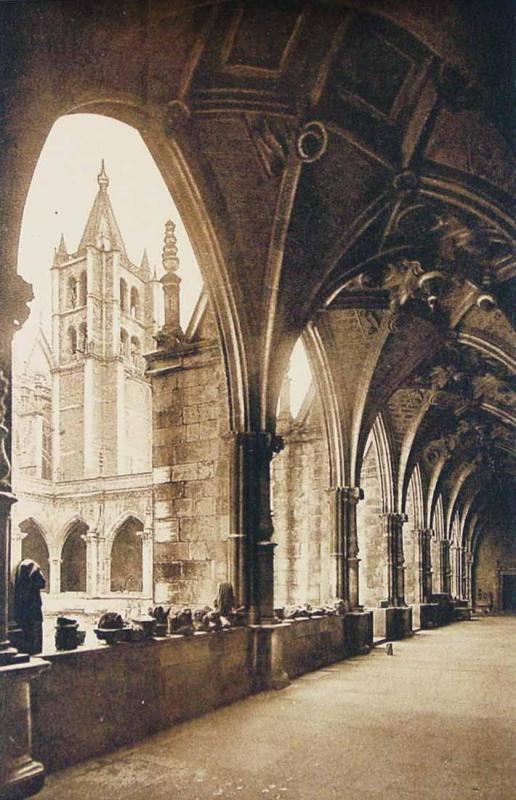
[94,627,126,645]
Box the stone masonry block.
[171,462,199,482]
[173,498,194,516]
[154,519,179,543]
[179,516,217,541]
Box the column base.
[344,610,373,655]
[0,659,50,800]
[431,594,454,625]
[374,606,413,640]
[451,600,472,621]
[251,624,291,692]
[412,603,440,629]
[0,758,45,800]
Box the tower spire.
[97,159,109,191]
[155,220,184,348]
[53,233,68,265]
[162,219,179,273]
[140,248,150,275]
[77,163,127,255]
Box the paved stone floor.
[37,616,515,800]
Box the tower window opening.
[130,335,141,365]
[68,326,77,356]
[120,327,129,359]
[78,322,88,353]
[130,286,140,319]
[68,277,77,308]
[120,278,128,313]
[79,270,87,305]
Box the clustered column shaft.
[417,528,433,604]
[328,486,362,609]
[0,369,18,665]
[381,512,407,607]
[227,431,276,624]
[463,550,473,603]
[439,540,452,595]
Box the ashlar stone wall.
[272,399,331,607]
[149,333,231,609]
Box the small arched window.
[79,271,87,305]
[78,321,88,353]
[68,326,77,356]
[120,278,128,313]
[61,522,88,592]
[130,286,140,319]
[68,277,77,309]
[110,517,143,593]
[130,336,141,365]
[20,519,49,592]
[120,327,129,359]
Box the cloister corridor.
[37,617,515,800]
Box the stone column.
[381,513,407,607]
[440,540,451,596]
[0,371,17,666]
[85,532,100,596]
[141,528,153,599]
[49,557,61,595]
[227,431,277,623]
[328,486,363,608]
[10,528,23,574]
[463,550,473,602]
[417,528,433,603]
[451,545,463,599]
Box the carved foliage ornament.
[374,206,514,325]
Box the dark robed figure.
[13,558,46,655]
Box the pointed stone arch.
[60,518,88,593]
[109,515,144,594]
[19,518,50,592]
[357,434,384,607]
[371,413,396,513]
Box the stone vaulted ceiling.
[0,0,514,539]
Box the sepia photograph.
[0,1,514,798]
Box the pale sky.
[14,112,312,415]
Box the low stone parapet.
[32,628,253,773]
[412,603,439,629]
[31,614,374,774]
[374,606,413,640]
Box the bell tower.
[50,162,157,481]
